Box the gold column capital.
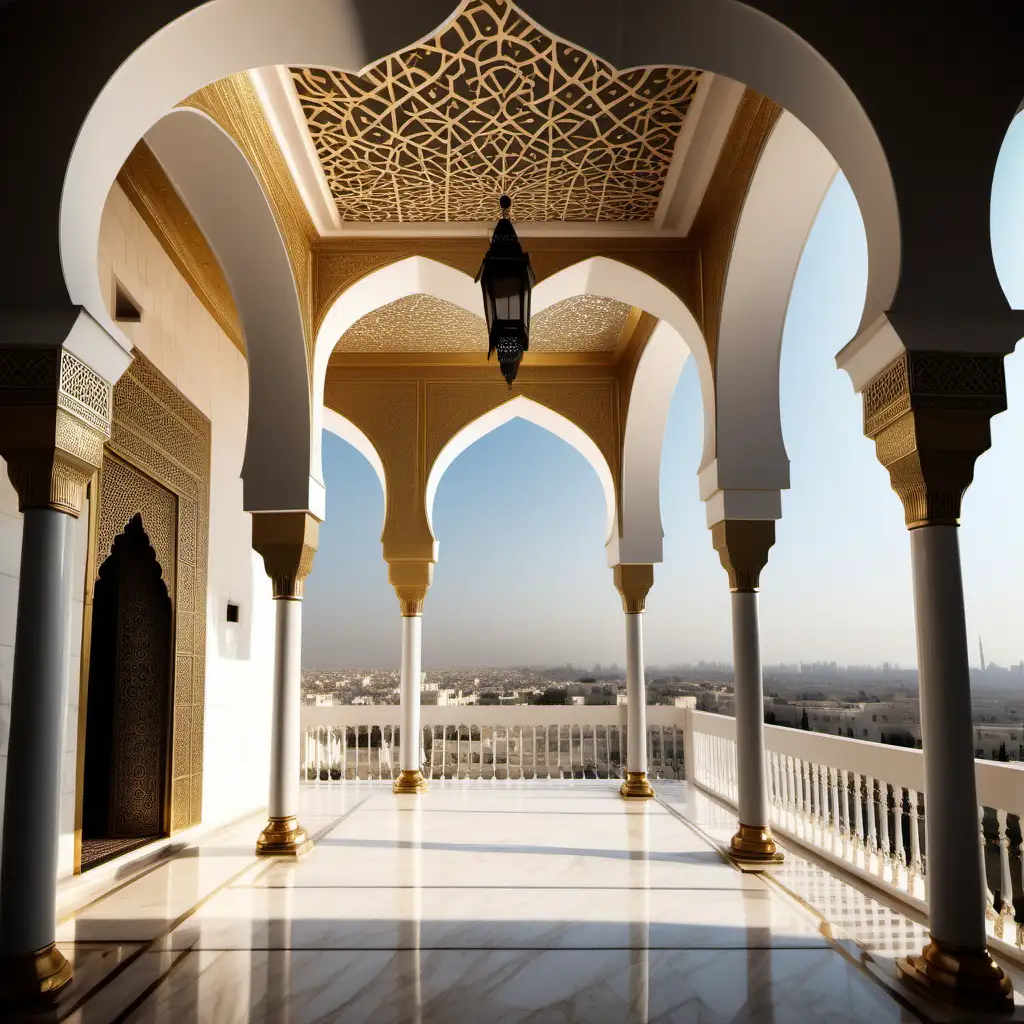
[251,510,320,598]
[612,563,654,613]
[387,557,434,616]
[711,519,775,592]
[862,351,1006,529]
[0,347,111,517]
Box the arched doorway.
[81,514,173,869]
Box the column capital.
[251,511,320,598]
[613,563,654,614]
[711,519,775,592]
[387,558,433,616]
[0,346,112,517]
[862,351,1006,528]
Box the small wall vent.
[226,602,240,624]
[114,280,143,323]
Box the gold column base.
[0,942,73,1005]
[620,771,655,799]
[730,823,784,863]
[255,815,313,857]
[393,769,428,794]
[897,939,1013,1010]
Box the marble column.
[0,347,110,1004]
[390,560,432,794]
[712,520,781,862]
[614,564,655,799]
[861,350,1010,1007]
[252,511,319,856]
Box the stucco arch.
[312,257,480,489]
[145,108,316,515]
[610,320,692,566]
[49,0,901,372]
[425,395,617,552]
[703,112,839,521]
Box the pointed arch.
[425,395,616,551]
[145,108,315,515]
[704,112,838,519]
[611,319,691,566]
[312,256,481,490]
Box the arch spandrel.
[423,380,620,498]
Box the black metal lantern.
[476,195,534,387]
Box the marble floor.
[18,781,1024,1022]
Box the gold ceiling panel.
[531,296,631,353]
[340,295,487,353]
[291,0,701,223]
[337,292,632,355]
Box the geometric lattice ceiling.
[291,0,702,223]
[337,293,634,354]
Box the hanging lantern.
[476,195,534,387]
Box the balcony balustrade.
[300,705,685,783]
[300,705,1024,959]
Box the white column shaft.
[401,615,423,773]
[910,525,987,948]
[625,612,647,775]
[0,508,72,955]
[732,590,769,828]
[268,597,302,819]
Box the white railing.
[686,709,1024,950]
[300,705,686,783]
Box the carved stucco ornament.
[711,520,776,593]
[0,348,112,516]
[862,351,1006,528]
[251,511,320,599]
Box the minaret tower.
[980,635,987,672]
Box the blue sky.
[303,114,1024,671]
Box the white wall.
[96,183,277,835]
[0,182,277,878]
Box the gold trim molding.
[183,74,316,357]
[118,142,244,354]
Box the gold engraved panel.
[291,0,701,223]
[337,292,631,355]
[92,351,211,833]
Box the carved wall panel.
[92,352,211,833]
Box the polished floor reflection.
[24,782,1024,1021]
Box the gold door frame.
[73,352,211,871]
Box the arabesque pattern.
[291,0,701,222]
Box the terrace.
[36,710,1024,1022]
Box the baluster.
[784,756,795,825]
[798,759,808,830]
[866,776,878,872]
[772,751,782,821]
[851,773,864,857]
[908,789,922,895]
[817,763,828,836]
[981,805,996,922]
[997,809,1015,938]
[891,786,907,888]
[878,781,891,880]
[828,767,841,853]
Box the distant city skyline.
[303,113,1024,670]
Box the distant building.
[314,694,335,707]
[673,696,697,709]
[616,693,628,706]
[569,695,585,706]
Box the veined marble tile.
[57,854,258,942]
[121,947,918,1024]
[249,840,758,891]
[167,883,826,951]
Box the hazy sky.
[303,114,1024,671]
